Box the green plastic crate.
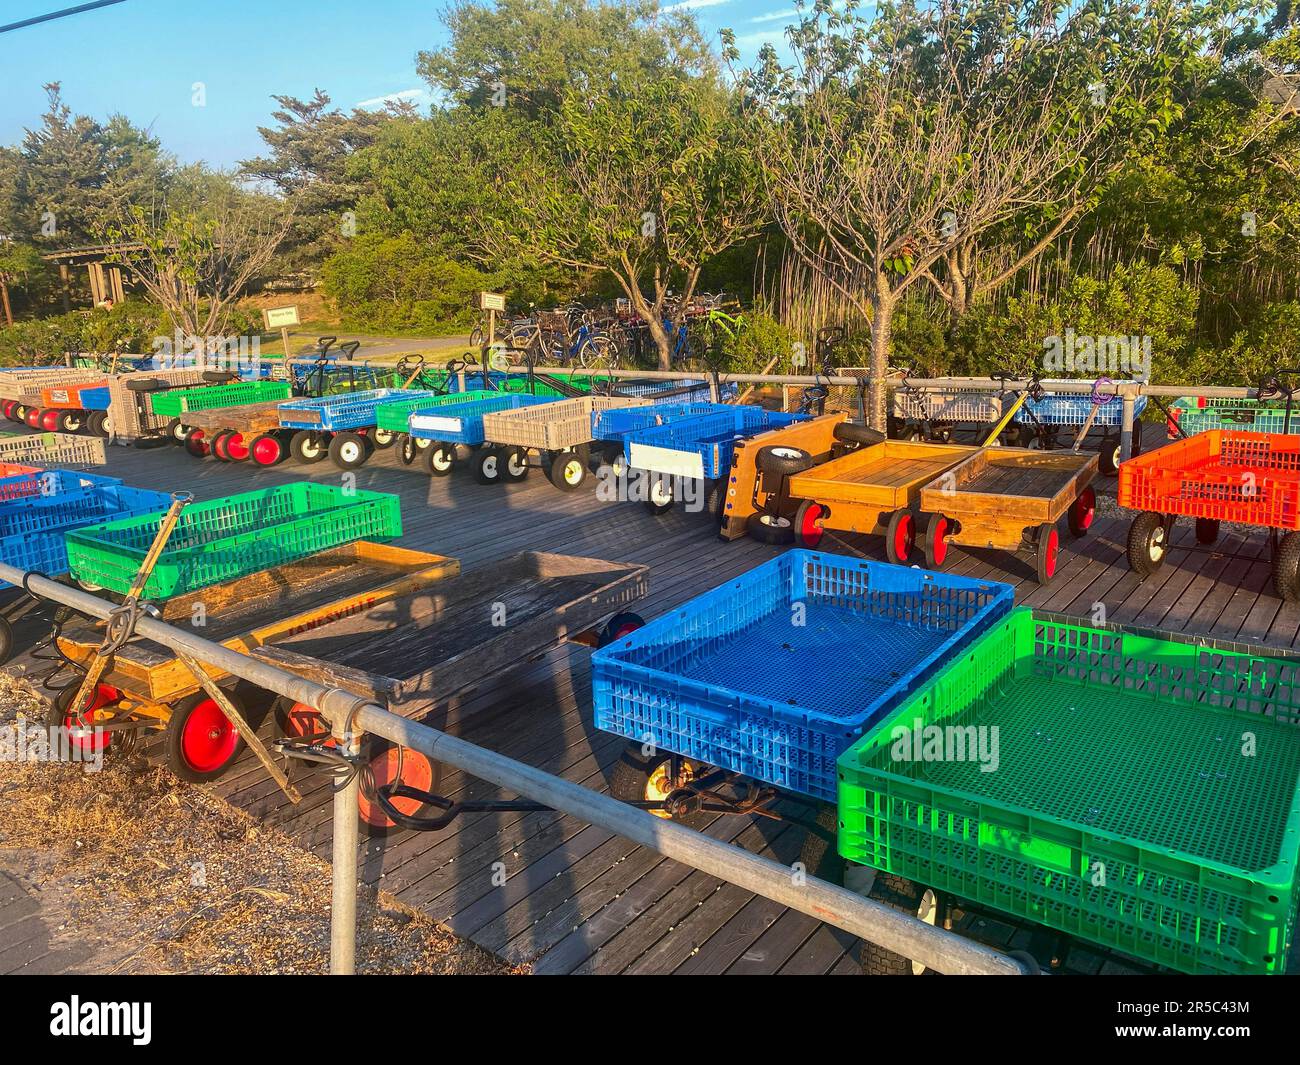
[374,389,501,433]
[65,482,401,599]
[837,608,1300,975]
[149,380,291,417]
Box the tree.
[0,241,45,326]
[750,0,1204,426]
[102,170,291,338]
[482,71,766,368]
[240,90,398,276]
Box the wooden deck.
[6,424,1300,975]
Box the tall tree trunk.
[868,288,895,431]
[644,314,673,371]
[0,278,12,327]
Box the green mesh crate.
[65,482,401,599]
[837,608,1300,975]
[374,389,501,433]
[149,380,291,418]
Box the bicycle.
[505,309,616,369]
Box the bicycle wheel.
[578,334,617,371]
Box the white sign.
[264,306,300,329]
[479,291,506,312]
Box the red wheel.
[357,743,436,833]
[273,700,334,747]
[211,430,233,461]
[40,408,61,431]
[885,509,916,565]
[1036,523,1060,584]
[165,692,244,781]
[795,499,825,547]
[249,433,282,466]
[223,431,250,461]
[1067,486,1096,536]
[51,682,120,756]
[922,514,949,569]
[25,406,42,428]
[184,428,210,457]
[2,400,15,421]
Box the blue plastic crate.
[590,401,731,442]
[593,550,1014,801]
[277,389,441,431]
[1169,397,1298,437]
[408,394,552,445]
[625,408,807,479]
[1014,384,1149,428]
[0,468,121,507]
[0,483,170,586]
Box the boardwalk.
[5,423,1299,975]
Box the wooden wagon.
[915,448,1099,583]
[53,542,459,782]
[249,550,649,832]
[179,400,290,465]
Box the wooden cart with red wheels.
[250,551,649,835]
[53,542,460,782]
[178,400,291,465]
[775,438,980,561]
[914,448,1099,583]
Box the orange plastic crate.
[1118,431,1300,529]
[0,462,46,502]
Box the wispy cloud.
[355,88,426,109]
[750,6,798,22]
[732,27,794,49]
[662,0,732,11]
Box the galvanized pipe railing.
[0,563,1032,976]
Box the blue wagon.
[593,549,1014,804]
[277,388,442,470]
[1012,380,1150,474]
[408,394,554,477]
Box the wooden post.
[58,263,71,313]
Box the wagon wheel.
[885,508,917,564]
[747,511,795,545]
[357,737,441,836]
[1035,522,1061,584]
[211,430,234,462]
[49,680,119,758]
[921,513,950,570]
[87,410,110,438]
[183,427,211,458]
[644,474,674,515]
[248,433,285,467]
[164,690,246,783]
[223,431,250,462]
[328,431,369,470]
[1274,532,1300,603]
[854,872,943,976]
[793,499,825,547]
[163,417,184,443]
[547,449,586,490]
[473,447,504,484]
[1126,511,1170,576]
[0,615,11,667]
[598,611,645,647]
[1098,434,1121,475]
[503,446,530,482]
[1067,486,1095,537]
[290,430,326,464]
[58,410,85,434]
[609,743,697,820]
[426,443,456,477]
[1194,517,1220,545]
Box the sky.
[0,0,805,169]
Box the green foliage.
[713,309,797,374]
[0,300,163,364]
[321,233,499,334]
[1181,301,1300,386]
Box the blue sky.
[0,0,803,168]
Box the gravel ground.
[0,670,515,975]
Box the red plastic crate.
[1118,430,1300,530]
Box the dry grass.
[0,670,515,975]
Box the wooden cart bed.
[251,551,649,712]
[919,448,1097,532]
[57,541,459,702]
[789,439,977,508]
[178,399,287,434]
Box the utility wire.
[0,0,129,35]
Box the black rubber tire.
[328,431,369,469]
[0,615,12,667]
[598,612,645,648]
[164,689,246,783]
[922,513,950,570]
[163,417,185,443]
[473,447,504,484]
[13,404,26,423]
[290,430,326,464]
[125,377,162,392]
[1035,522,1061,585]
[884,508,916,565]
[247,433,284,466]
[548,450,586,491]
[1126,511,1169,576]
[211,430,234,462]
[1099,435,1121,476]
[793,498,826,547]
[859,873,939,976]
[201,370,237,383]
[1067,486,1096,538]
[398,434,417,466]
[502,445,530,482]
[756,444,814,477]
[607,744,701,822]
[428,443,455,477]
[797,804,844,884]
[371,427,396,449]
[1195,517,1220,545]
[832,421,887,447]
[644,474,674,515]
[746,510,795,545]
[134,435,171,450]
[1275,531,1300,603]
[87,410,109,438]
[57,410,85,434]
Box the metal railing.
[0,562,1032,976]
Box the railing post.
[330,722,361,975]
[1120,382,1138,462]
